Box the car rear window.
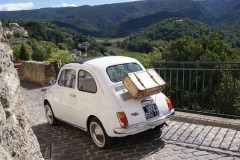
[107,63,142,82]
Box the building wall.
[18,61,59,85]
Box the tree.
[163,33,240,62]
[148,47,163,66]
[31,45,46,61]
[19,43,32,60]
[86,50,103,57]
[47,50,73,63]
[12,44,21,60]
[199,33,240,61]
[163,36,202,61]
[6,33,13,40]
[13,31,24,38]
[57,43,68,50]
[30,39,58,61]
[19,44,28,60]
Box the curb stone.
[172,111,240,131]
[167,140,240,158]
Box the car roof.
[65,56,141,69]
[70,57,100,64]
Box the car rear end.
[112,84,175,135]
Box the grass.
[106,46,144,59]
[117,51,144,59]
[97,38,145,59]
[106,46,124,54]
[96,38,126,43]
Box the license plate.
[143,104,159,119]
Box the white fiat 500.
[44,56,175,148]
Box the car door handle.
[69,94,76,97]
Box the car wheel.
[89,118,112,149]
[45,103,58,126]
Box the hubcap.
[45,105,53,124]
[90,122,105,148]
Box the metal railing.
[150,62,240,118]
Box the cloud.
[0,2,33,11]
[59,3,76,7]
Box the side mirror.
[49,80,57,85]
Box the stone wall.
[0,21,3,41]
[0,22,43,160]
[18,61,59,86]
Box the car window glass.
[126,63,142,72]
[58,69,76,88]
[107,63,142,82]
[78,70,97,93]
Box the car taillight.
[166,98,173,111]
[117,112,128,127]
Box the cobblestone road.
[20,81,240,160]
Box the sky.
[0,0,138,11]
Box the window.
[107,63,142,82]
[78,70,97,93]
[58,69,76,88]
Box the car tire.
[44,103,58,126]
[89,117,112,149]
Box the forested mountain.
[215,20,240,47]
[201,0,240,24]
[0,0,238,37]
[120,18,212,52]
[128,18,210,41]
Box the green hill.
[0,0,239,38]
[0,0,213,37]
[119,18,211,53]
[1,20,107,61]
[200,0,240,24]
[131,18,210,41]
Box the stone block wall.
[18,61,59,85]
[0,21,43,160]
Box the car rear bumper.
[114,109,175,135]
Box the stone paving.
[20,81,240,160]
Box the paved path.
[20,81,240,160]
